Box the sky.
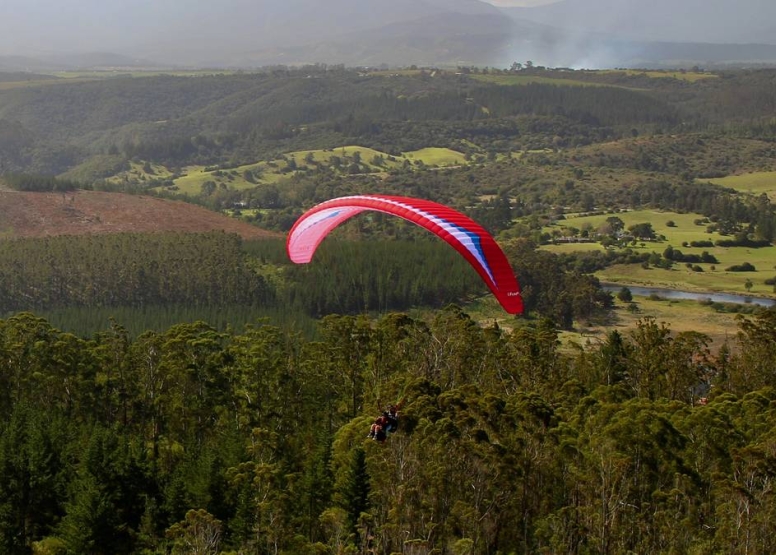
[485,0,560,5]
[1,0,773,69]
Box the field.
[471,74,608,87]
[542,209,776,297]
[53,70,238,79]
[558,297,745,352]
[601,69,718,82]
[0,76,99,90]
[130,146,468,195]
[704,171,776,201]
[460,289,747,353]
[0,190,280,239]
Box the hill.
[0,190,280,239]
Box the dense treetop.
[0,307,775,553]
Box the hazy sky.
[1,0,773,69]
[486,0,560,5]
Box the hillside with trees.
[2,65,776,553]
[2,66,775,323]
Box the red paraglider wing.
[286,195,523,314]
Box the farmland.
[542,209,776,297]
[705,171,776,200]
[111,146,469,195]
[471,73,609,87]
[0,189,280,239]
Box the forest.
[2,65,776,554]
[1,307,775,554]
[0,232,611,335]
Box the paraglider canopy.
[286,194,523,314]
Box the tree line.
[0,232,613,334]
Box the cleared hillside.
[0,190,279,239]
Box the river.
[601,284,776,307]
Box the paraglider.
[286,195,523,314]
[367,400,404,443]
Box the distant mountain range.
[1,0,774,70]
[501,0,776,46]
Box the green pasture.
[403,147,466,166]
[600,261,775,297]
[170,164,282,195]
[366,69,424,77]
[141,145,467,195]
[104,161,175,184]
[543,209,776,297]
[53,70,239,79]
[291,145,400,169]
[471,74,607,88]
[600,69,718,82]
[547,209,713,242]
[704,171,776,201]
[559,296,744,352]
[0,70,240,91]
[0,77,97,90]
[541,242,605,254]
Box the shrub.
[716,238,772,248]
[726,262,756,272]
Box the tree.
[57,427,148,555]
[200,181,216,196]
[628,222,656,240]
[617,287,633,303]
[339,447,370,539]
[167,509,222,555]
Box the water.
[602,284,776,307]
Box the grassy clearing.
[462,287,748,354]
[546,210,713,243]
[292,145,400,169]
[542,209,776,297]
[366,69,424,77]
[560,297,744,352]
[52,70,239,79]
[0,77,99,90]
[541,242,606,254]
[131,145,467,196]
[600,69,718,82]
[403,147,466,166]
[704,171,776,201]
[471,74,607,87]
[103,161,175,184]
[599,263,775,297]
[0,70,242,91]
